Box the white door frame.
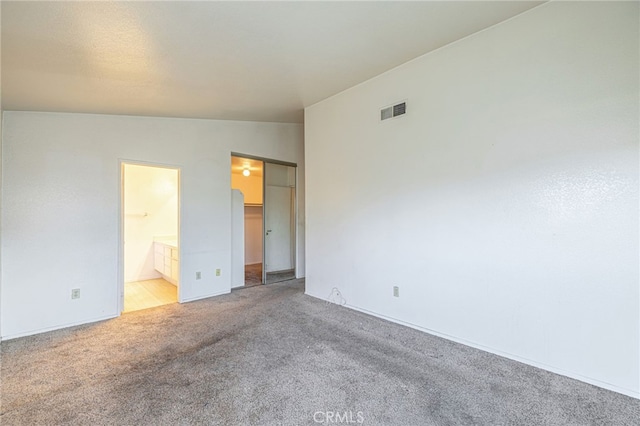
[118,159,182,314]
[230,153,297,285]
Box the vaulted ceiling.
[1,1,544,123]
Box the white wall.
[1,112,304,339]
[124,164,178,282]
[0,4,3,339]
[305,2,639,397]
[231,189,245,287]
[0,110,3,341]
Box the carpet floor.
[1,279,638,425]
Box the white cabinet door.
[154,254,164,272]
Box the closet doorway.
[231,154,296,286]
[120,162,180,313]
[231,156,264,286]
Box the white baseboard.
[1,313,118,341]
[126,272,162,282]
[3,288,232,341]
[180,289,230,303]
[304,290,640,400]
[158,273,177,286]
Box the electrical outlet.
[216,269,221,277]
[393,286,399,297]
[71,288,81,299]
[196,272,202,280]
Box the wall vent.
[381,101,407,121]
[393,102,406,117]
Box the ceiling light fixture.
[242,168,250,177]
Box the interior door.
[263,162,295,281]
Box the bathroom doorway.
[120,162,180,313]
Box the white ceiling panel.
[1,1,544,123]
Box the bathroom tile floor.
[124,278,177,313]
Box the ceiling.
[1,1,544,123]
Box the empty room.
[1,1,638,425]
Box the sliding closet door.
[263,162,296,283]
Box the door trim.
[231,152,297,168]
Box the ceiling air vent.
[381,101,407,121]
